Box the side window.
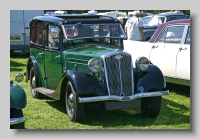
[178,16,189,20]
[156,28,167,43]
[166,16,177,22]
[48,25,59,49]
[30,22,36,43]
[164,26,185,44]
[36,22,44,46]
[185,26,190,44]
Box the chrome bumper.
[78,90,169,103]
[10,117,26,125]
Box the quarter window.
[166,16,177,22]
[30,22,36,43]
[178,16,189,20]
[185,26,190,44]
[36,22,44,46]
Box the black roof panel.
[31,14,118,25]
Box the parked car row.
[124,19,190,86]
[142,11,190,41]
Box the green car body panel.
[10,83,27,109]
[64,45,115,72]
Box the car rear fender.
[136,64,166,92]
[25,56,42,87]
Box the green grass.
[10,52,190,129]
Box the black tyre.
[29,67,42,98]
[65,81,84,122]
[141,96,161,118]
[10,108,25,129]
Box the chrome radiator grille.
[103,51,134,96]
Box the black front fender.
[66,69,107,95]
[52,69,107,100]
[66,70,108,95]
[136,64,166,92]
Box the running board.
[36,87,54,98]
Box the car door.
[149,25,185,78]
[176,25,190,81]
[44,25,63,90]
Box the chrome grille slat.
[103,51,134,96]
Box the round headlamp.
[88,58,102,73]
[135,56,150,71]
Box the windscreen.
[63,23,126,40]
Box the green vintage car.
[10,73,27,129]
[25,14,169,122]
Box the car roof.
[149,19,190,42]
[30,14,119,26]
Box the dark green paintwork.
[10,84,27,109]
[30,48,47,87]
[63,45,116,72]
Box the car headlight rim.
[135,56,150,72]
[88,58,102,73]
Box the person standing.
[117,17,125,30]
[125,11,145,41]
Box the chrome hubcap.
[68,93,74,115]
[32,76,36,88]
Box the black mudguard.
[66,69,107,95]
[53,69,107,100]
[25,56,42,87]
[136,64,166,92]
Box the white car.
[124,19,190,86]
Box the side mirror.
[15,73,24,83]
[66,26,78,37]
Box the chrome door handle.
[39,52,44,55]
[152,45,159,49]
[55,55,60,58]
[179,47,187,52]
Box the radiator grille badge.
[114,54,123,60]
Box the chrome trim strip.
[118,57,123,94]
[78,90,169,103]
[10,117,26,125]
[130,55,134,95]
[102,55,110,95]
[66,58,89,62]
[66,61,88,65]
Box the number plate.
[10,36,21,40]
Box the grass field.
[10,52,190,129]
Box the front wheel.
[141,96,162,118]
[65,81,84,122]
[10,108,25,129]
